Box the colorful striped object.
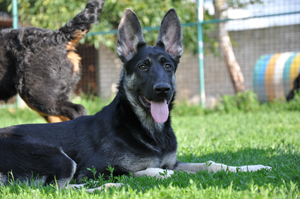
[253,52,300,102]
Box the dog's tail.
[58,0,105,45]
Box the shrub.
[215,90,260,113]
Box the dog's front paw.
[85,183,124,193]
[133,168,174,179]
[239,165,272,172]
[156,169,174,179]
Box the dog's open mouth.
[139,95,169,123]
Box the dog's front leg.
[174,161,271,173]
[133,168,174,179]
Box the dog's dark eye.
[139,65,148,71]
[164,64,172,70]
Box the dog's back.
[0,0,104,122]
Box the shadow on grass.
[120,147,299,193]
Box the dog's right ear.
[117,9,146,63]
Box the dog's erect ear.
[117,9,146,62]
[156,9,184,62]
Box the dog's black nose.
[153,82,171,94]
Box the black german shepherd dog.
[0,9,270,190]
[0,0,105,123]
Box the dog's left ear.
[156,9,184,63]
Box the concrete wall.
[204,24,300,101]
[96,24,300,104]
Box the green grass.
[0,99,299,198]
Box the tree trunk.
[213,0,246,93]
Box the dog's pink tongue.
[150,99,169,123]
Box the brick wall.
[97,45,122,98]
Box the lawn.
[0,98,299,198]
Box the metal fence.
[202,0,300,106]
[203,11,300,106]
[1,0,300,107]
[86,0,300,107]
